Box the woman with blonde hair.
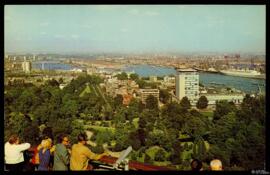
[37,138,52,171]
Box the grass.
[145,146,161,160]
[84,125,116,133]
[153,161,172,166]
[132,118,139,128]
[79,85,92,97]
[201,111,214,120]
[180,142,193,161]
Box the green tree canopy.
[159,89,171,104]
[196,96,208,109]
[116,72,128,80]
[213,100,236,121]
[145,95,158,110]
[129,73,139,80]
[180,96,191,110]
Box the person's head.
[41,138,52,150]
[77,133,87,145]
[191,159,203,171]
[59,134,69,146]
[8,134,19,144]
[210,159,222,171]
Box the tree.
[159,89,170,104]
[45,79,59,87]
[128,131,141,151]
[144,154,153,164]
[145,95,158,110]
[213,100,236,121]
[5,112,32,141]
[170,142,183,164]
[69,120,85,144]
[135,79,147,88]
[154,149,167,161]
[161,102,187,130]
[95,129,114,145]
[42,126,54,139]
[196,96,208,109]
[116,72,128,80]
[114,94,123,107]
[130,73,139,80]
[180,96,191,110]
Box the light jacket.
[53,143,70,170]
[70,143,104,171]
[5,142,31,164]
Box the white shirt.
[5,142,31,164]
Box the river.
[31,62,265,94]
[123,64,265,94]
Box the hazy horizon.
[5,5,266,54]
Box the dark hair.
[77,133,87,142]
[8,134,19,144]
[58,134,68,143]
[191,159,202,171]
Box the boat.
[193,67,218,73]
[207,67,219,73]
[219,69,261,78]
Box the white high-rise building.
[22,61,32,73]
[175,68,199,101]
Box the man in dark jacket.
[53,134,70,171]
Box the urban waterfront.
[4,5,266,171]
[32,62,76,70]
[31,62,265,94]
[124,65,265,94]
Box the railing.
[93,156,173,171]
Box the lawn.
[84,125,116,133]
[79,85,92,97]
[132,118,139,128]
[200,111,214,120]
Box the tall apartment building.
[175,68,199,101]
[140,88,159,104]
[22,61,32,73]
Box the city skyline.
[5,5,266,54]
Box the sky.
[4,5,266,54]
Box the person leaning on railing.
[4,134,31,171]
[70,133,109,171]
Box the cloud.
[128,9,159,16]
[5,16,12,22]
[177,5,189,10]
[82,24,92,29]
[71,34,79,39]
[244,31,254,36]
[145,11,159,16]
[206,16,225,28]
[95,5,121,11]
[128,9,140,15]
[120,28,128,33]
[15,37,22,41]
[40,22,49,26]
[54,34,64,38]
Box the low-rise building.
[149,76,157,82]
[140,88,159,104]
[203,94,245,105]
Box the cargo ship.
[193,67,219,73]
[219,69,262,78]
